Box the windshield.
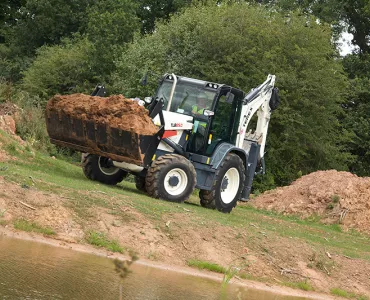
[156,81,216,116]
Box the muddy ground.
[46,94,158,135]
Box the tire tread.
[81,154,126,185]
[200,153,245,213]
[146,154,196,202]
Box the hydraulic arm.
[236,75,277,164]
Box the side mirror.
[225,92,234,104]
[203,109,214,117]
[91,85,106,97]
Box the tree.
[0,0,28,80]
[341,54,370,176]
[3,0,92,56]
[85,0,140,80]
[136,0,192,34]
[10,0,140,91]
[342,0,370,54]
[112,3,351,187]
[252,0,370,54]
[0,0,26,43]
[0,0,93,82]
[0,44,32,82]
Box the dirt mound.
[0,102,23,162]
[46,94,158,136]
[251,170,370,234]
[0,102,19,135]
[0,115,16,135]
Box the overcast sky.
[338,32,359,56]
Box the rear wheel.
[199,189,216,209]
[199,153,244,213]
[134,176,147,192]
[146,154,196,203]
[81,154,127,185]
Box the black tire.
[199,189,216,209]
[135,176,147,192]
[145,154,196,203]
[199,153,245,213]
[81,154,127,185]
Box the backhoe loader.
[46,74,279,213]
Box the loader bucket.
[45,101,164,168]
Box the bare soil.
[46,94,158,135]
[0,173,370,298]
[0,115,16,135]
[251,170,370,235]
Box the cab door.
[205,88,243,155]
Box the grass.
[331,288,354,298]
[331,194,340,203]
[330,288,369,300]
[14,219,55,235]
[222,266,239,287]
[5,142,19,156]
[86,231,124,253]
[284,280,314,291]
[187,259,226,273]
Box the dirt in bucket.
[46,94,159,136]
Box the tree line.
[0,0,369,190]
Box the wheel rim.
[98,156,120,176]
[164,168,188,196]
[220,168,240,204]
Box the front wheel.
[145,154,196,203]
[81,154,128,185]
[200,153,245,213]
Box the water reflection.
[0,235,309,299]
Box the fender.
[210,142,261,201]
[210,142,248,171]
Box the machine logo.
[243,108,253,127]
[171,123,183,127]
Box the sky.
[338,31,359,56]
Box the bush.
[22,37,96,101]
[0,77,12,103]
[16,97,51,148]
[0,80,53,152]
[0,45,32,83]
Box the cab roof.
[162,73,245,99]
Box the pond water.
[0,235,310,299]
